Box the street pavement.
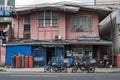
[0,71,120,80]
[0,67,120,73]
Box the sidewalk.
[1,67,120,73]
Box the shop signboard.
[77,36,100,41]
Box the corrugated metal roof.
[15,3,80,12]
[14,1,112,13]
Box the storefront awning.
[67,39,112,45]
[4,39,112,46]
[4,40,69,46]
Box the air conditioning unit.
[55,35,62,40]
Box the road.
[0,72,120,80]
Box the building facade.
[5,2,112,67]
[0,0,14,66]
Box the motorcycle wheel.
[44,65,51,72]
[88,66,95,73]
[87,66,95,73]
[61,67,67,73]
[52,67,58,72]
[72,66,78,73]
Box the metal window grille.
[71,15,92,32]
[38,10,58,27]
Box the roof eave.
[15,5,80,15]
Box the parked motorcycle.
[52,62,67,72]
[44,61,67,72]
[97,55,112,68]
[72,57,95,73]
[44,60,52,72]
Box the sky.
[15,0,94,7]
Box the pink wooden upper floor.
[12,9,99,40]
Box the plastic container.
[29,56,33,68]
[16,55,21,68]
[21,55,25,68]
[11,55,16,68]
[24,55,29,68]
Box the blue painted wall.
[6,45,31,66]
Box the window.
[24,25,30,32]
[71,15,92,32]
[23,15,30,39]
[72,48,83,57]
[24,16,30,32]
[24,16,30,24]
[0,0,4,5]
[38,10,58,27]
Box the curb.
[2,68,120,73]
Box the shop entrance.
[46,47,55,63]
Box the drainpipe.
[110,14,114,66]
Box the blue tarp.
[67,57,74,67]
[4,10,11,16]
[0,10,11,16]
[0,10,4,16]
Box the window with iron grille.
[24,25,30,32]
[0,0,4,5]
[23,15,30,39]
[38,10,58,27]
[24,16,30,24]
[24,16,30,32]
[71,15,92,32]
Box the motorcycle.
[44,61,67,72]
[52,62,67,72]
[44,60,52,72]
[72,58,95,73]
[97,55,112,68]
